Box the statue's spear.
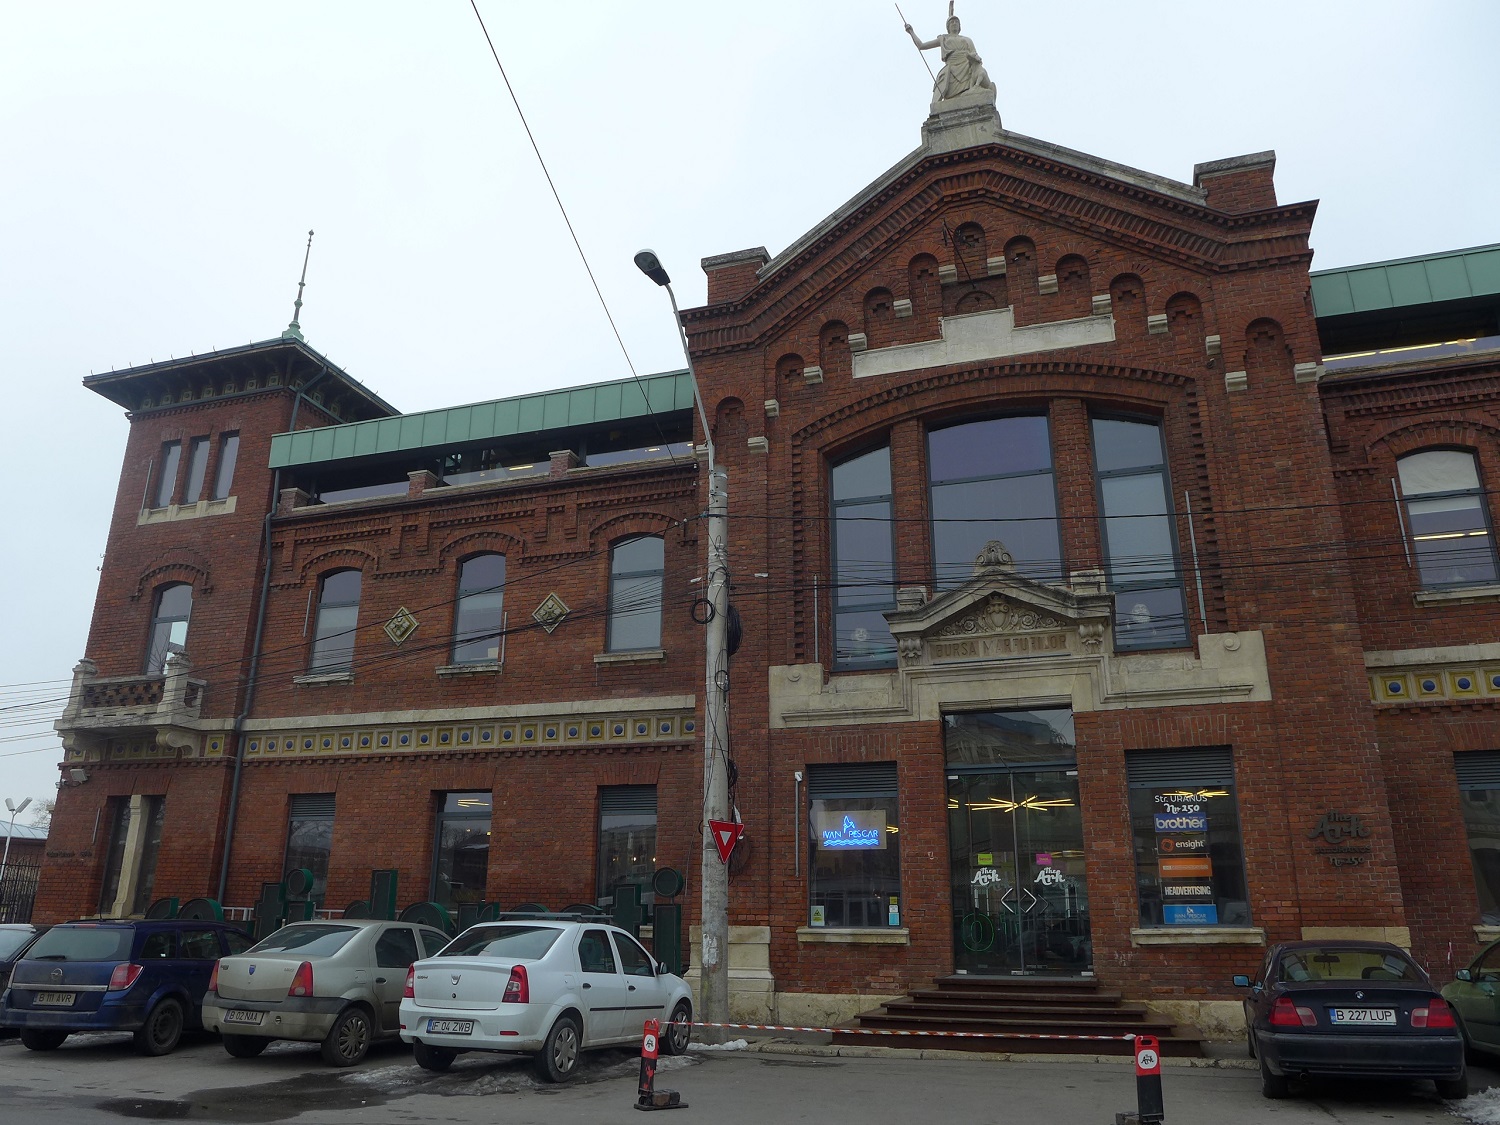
[894,2,937,81]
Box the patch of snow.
[1451,1088,1500,1124]
[688,1038,748,1052]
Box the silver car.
[203,919,450,1066]
[399,919,693,1081]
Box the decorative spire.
[281,230,315,341]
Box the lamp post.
[634,250,731,1025]
[1,797,32,899]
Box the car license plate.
[427,1019,474,1035]
[1330,1007,1396,1025]
[224,1010,265,1025]
[33,991,75,1007]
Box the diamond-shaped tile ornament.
[533,593,570,634]
[383,606,419,646]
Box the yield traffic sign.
[708,820,743,864]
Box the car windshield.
[439,925,562,960]
[248,925,358,957]
[0,930,34,960]
[24,926,133,962]
[1278,946,1423,983]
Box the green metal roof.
[268,369,694,469]
[1311,243,1500,318]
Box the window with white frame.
[1398,449,1499,588]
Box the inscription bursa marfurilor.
[931,632,1068,661]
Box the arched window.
[145,583,193,674]
[453,553,505,664]
[1091,417,1187,649]
[830,445,897,669]
[310,569,362,673]
[607,537,664,651]
[928,416,1061,588]
[1398,450,1499,588]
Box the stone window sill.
[292,671,354,686]
[594,649,666,667]
[436,662,502,676]
[1415,584,1500,607]
[1474,925,1500,944]
[797,926,909,945]
[138,496,237,525]
[1130,926,1265,947]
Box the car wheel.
[222,1033,270,1058]
[134,997,184,1057]
[534,1014,581,1083]
[661,1001,692,1056]
[320,1006,373,1067]
[1260,1054,1291,1099]
[19,1028,68,1052]
[1436,1070,1469,1100]
[413,1041,457,1072]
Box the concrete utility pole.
[634,250,732,1024]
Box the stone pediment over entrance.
[768,543,1272,729]
[886,543,1113,669]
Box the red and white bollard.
[1133,1034,1165,1125]
[636,1018,687,1111]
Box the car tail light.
[1413,998,1457,1028]
[1269,996,1317,1027]
[208,960,220,994]
[288,961,314,998]
[107,963,143,991]
[403,966,415,1000]
[502,965,529,1004]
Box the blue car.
[1,919,251,1055]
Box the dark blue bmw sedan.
[1235,940,1466,1099]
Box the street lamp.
[1,797,32,894]
[634,249,732,1026]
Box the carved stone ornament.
[383,606,419,646]
[898,636,925,666]
[936,595,1065,640]
[973,540,1016,576]
[532,593,570,634]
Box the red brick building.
[41,88,1500,1038]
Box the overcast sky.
[1,1,1496,813]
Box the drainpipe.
[216,364,328,902]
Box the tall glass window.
[146,583,192,675]
[285,794,335,910]
[129,797,166,916]
[309,570,361,673]
[453,554,505,664]
[1126,748,1248,928]
[607,536,664,651]
[210,432,240,501]
[597,785,657,909]
[1398,450,1499,588]
[1092,417,1187,649]
[831,445,896,668]
[154,441,182,508]
[183,438,211,503]
[97,798,133,914]
[432,793,492,914]
[1455,752,1500,923]
[97,796,166,916]
[807,763,901,928]
[928,416,1062,588]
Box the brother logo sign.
[1154,812,1208,832]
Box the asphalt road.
[2,1031,1499,1124]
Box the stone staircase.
[833,976,1207,1056]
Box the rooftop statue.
[905,7,995,108]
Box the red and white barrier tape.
[685,1021,1134,1042]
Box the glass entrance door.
[949,766,1091,975]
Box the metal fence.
[0,858,41,924]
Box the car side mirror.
[1456,968,1473,982]
[1232,975,1251,988]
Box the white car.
[399,918,693,1081]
